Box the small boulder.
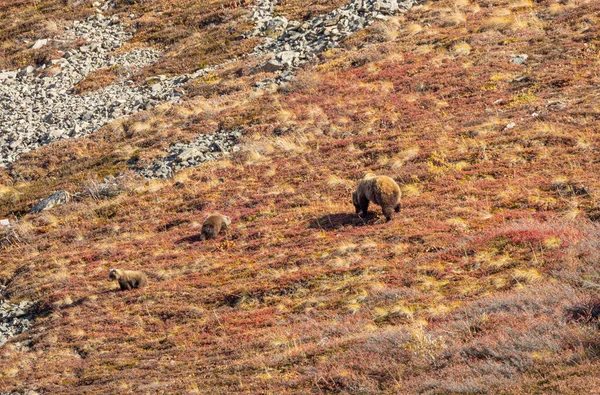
[177,147,203,162]
[31,39,49,50]
[374,0,400,14]
[510,54,528,65]
[0,71,17,80]
[257,59,284,73]
[278,51,300,67]
[30,190,71,214]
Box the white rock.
[31,39,49,50]
[278,50,299,65]
[0,71,17,80]
[510,54,529,65]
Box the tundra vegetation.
[1,0,600,393]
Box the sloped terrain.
[2,0,600,393]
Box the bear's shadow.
[176,234,204,244]
[309,212,378,230]
[175,232,236,244]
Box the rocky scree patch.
[0,14,218,168]
[0,297,36,347]
[249,0,417,86]
[1,0,417,171]
[139,129,242,179]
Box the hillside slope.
[1,0,600,393]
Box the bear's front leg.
[359,196,370,216]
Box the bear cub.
[200,213,231,240]
[109,269,148,291]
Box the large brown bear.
[200,213,231,240]
[108,269,148,291]
[352,173,401,222]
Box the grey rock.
[374,0,400,13]
[30,190,71,213]
[510,54,528,65]
[178,147,203,162]
[278,50,300,65]
[0,299,35,346]
[0,71,17,80]
[258,59,284,72]
[31,39,48,50]
[266,16,289,32]
[18,66,35,77]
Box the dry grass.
[72,66,122,95]
[452,41,472,56]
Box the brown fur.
[108,269,148,291]
[200,213,231,240]
[352,173,401,221]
